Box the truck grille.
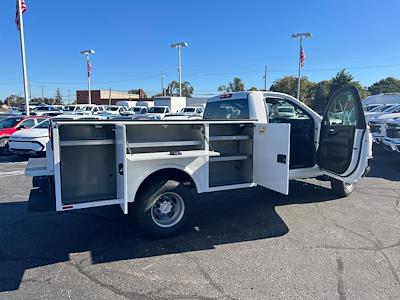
[386,123,400,138]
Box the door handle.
[118,163,124,175]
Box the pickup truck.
[25,86,372,238]
[382,117,400,153]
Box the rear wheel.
[330,178,355,197]
[0,138,10,156]
[135,179,193,238]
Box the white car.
[100,106,128,116]
[75,105,105,115]
[32,105,63,117]
[363,104,383,112]
[120,106,148,116]
[382,117,400,153]
[144,106,170,119]
[179,106,204,115]
[9,119,50,156]
[368,112,400,143]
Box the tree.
[329,69,353,96]
[368,77,400,95]
[351,81,370,100]
[3,95,25,106]
[54,88,62,104]
[270,75,316,104]
[247,87,259,91]
[166,81,194,97]
[218,77,245,92]
[312,80,331,110]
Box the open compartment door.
[253,123,290,195]
[317,86,370,183]
[115,124,128,214]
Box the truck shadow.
[0,180,337,292]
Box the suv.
[0,116,47,155]
[382,117,400,154]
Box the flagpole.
[297,36,303,100]
[18,0,30,116]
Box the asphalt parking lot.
[0,150,399,300]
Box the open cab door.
[317,86,370,183]
[253,123,291,195]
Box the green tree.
[218,77,245,92]
[247,87,259,91]
[351,81,370,100]
[312,80,331,110]
[4,95,25,106]
[167,81,194,97]
[329,69,353,96]
[270,76,316,104]
[368,77,400,95]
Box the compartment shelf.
[209,135,251,141]
[127,140,202,148]
[60,139,115,147]
[127,150,219,162]
[209,154,250,162]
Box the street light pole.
[170,42,188,97]
[81,49,95,104]
[291,32,312,100]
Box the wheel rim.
[344,182,354,191]
[0,139,8,148]
[150,192,185,228]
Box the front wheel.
[0,138,10,156]
[330,179,356,197]
[134,179,193,238]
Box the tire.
[330,178,356,197]
[0,138,10,156]
[135,179,193,238]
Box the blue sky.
[1,0,400,100]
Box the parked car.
[145,106,170,119]
[9,119,50,156]
[0,116,47,155]
[368,112,400,143]
[120,106,148,116]
[31,105,63,116]
[179,106,204,115]
[100,105,127,116]
[382,117,400,154]
[75,105,106,115]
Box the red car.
[0,116,47,155]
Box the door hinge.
[277,154,287,164]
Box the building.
[76,90,142,105]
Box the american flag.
[15,0,27,31]
[300,46,305,69]
[87,61,92,77]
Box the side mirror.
[16,125,25,130]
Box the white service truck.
[25,86,372,238]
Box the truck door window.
[326,93,357,126]
[265,98,310,122]
[203,99,249,119]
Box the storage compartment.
[126,124,204,154]
[60,144,117,204]
[209,159,253,187]
[209,123,254,187]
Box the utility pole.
[29,80,32,100]
[170,42,188,97]
[263,65,268,91]
[17,0,30,115]
[161,70,165,96]
[41,85,44,102]
[291,32,312,100]
[108,88,112,105]
[67,89,71,104]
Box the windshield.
[106,107,119,111]
[373,105,394,112]
[148,107,166,113]
[182,108,195,113]
[82,106,94,111]
[203,99,249,120]
[63,106,76,111]
[0,117,22,129]
[34,119,50,129]
[383,105,399,112]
